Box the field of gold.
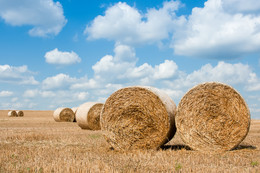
[0,110,259,172]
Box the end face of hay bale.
[101,86,177,151]
[53,107,75,122]
[16,111,24,117]
[176,82,251,152]
[8,110,17,117]
[76,102,103,130]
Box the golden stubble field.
[0,110,259,173]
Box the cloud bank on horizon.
[0,0,260,118]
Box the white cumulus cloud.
[127,63,153,79]
[74,92,89,100]
[92,44,179,85]
[0,0,67,37]
[153,60,178,79]
[161,88,184,99]
[71,78,99,90]
[44,48,81,65]
[0,90,13,97]
[40,91,56,98]
[23,89,39,98]
[171,61,259,91]
[42,73,78,90]
[222,0,260,14]
[85,1,182,45]
[92,44,137,82]
[172,0,260,58]
[0,64,38,85]
[86,0,260,59]
[246,83,260,91]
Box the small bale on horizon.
[8,110,17,117]
[53,107,75,122]
[101,86,177,151]
[176,82,251,153]
[16,110,24,117]
[76,102,103,130]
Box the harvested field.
[0,110,259,172]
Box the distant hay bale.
[16,110,24,117]
[76,102,103,130]
[101,86,177,150]
[8,110,17,117]
[53,107,75,122]
[71,107,78,122]
[176,82,251,152]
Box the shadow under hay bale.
[8,110,17,117]
[160,144,192,151]
[16,110,24,117]
[76,102,103,130]
[53,107,75,122]
[101,86,177,151]
[232,145,257,151]
[176,82,251,153]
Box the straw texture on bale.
[8,110,17,117]
[53,107,75,122]
[71,107,78,122]
[176,82,251,152]
[101,86,177,150]
[16,110,24,117]
[76,102,103,130]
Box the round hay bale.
[8,110,17,117]
[71,107,78,122]
[101,86,177,150]
[71,107,78,114]
[16,110,24,117]
[176,82,251,152]
[76,102,103,130]
[53,107,75,122]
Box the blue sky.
[0,0,260,119]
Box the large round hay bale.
[53,107,75,122]
[71,107,78,114]
[71,107,78,122]
[76,102,103,130]
[176,82,251,152]
[101,86,177,150]
[8,110,17,117]
[16,110,24,117]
